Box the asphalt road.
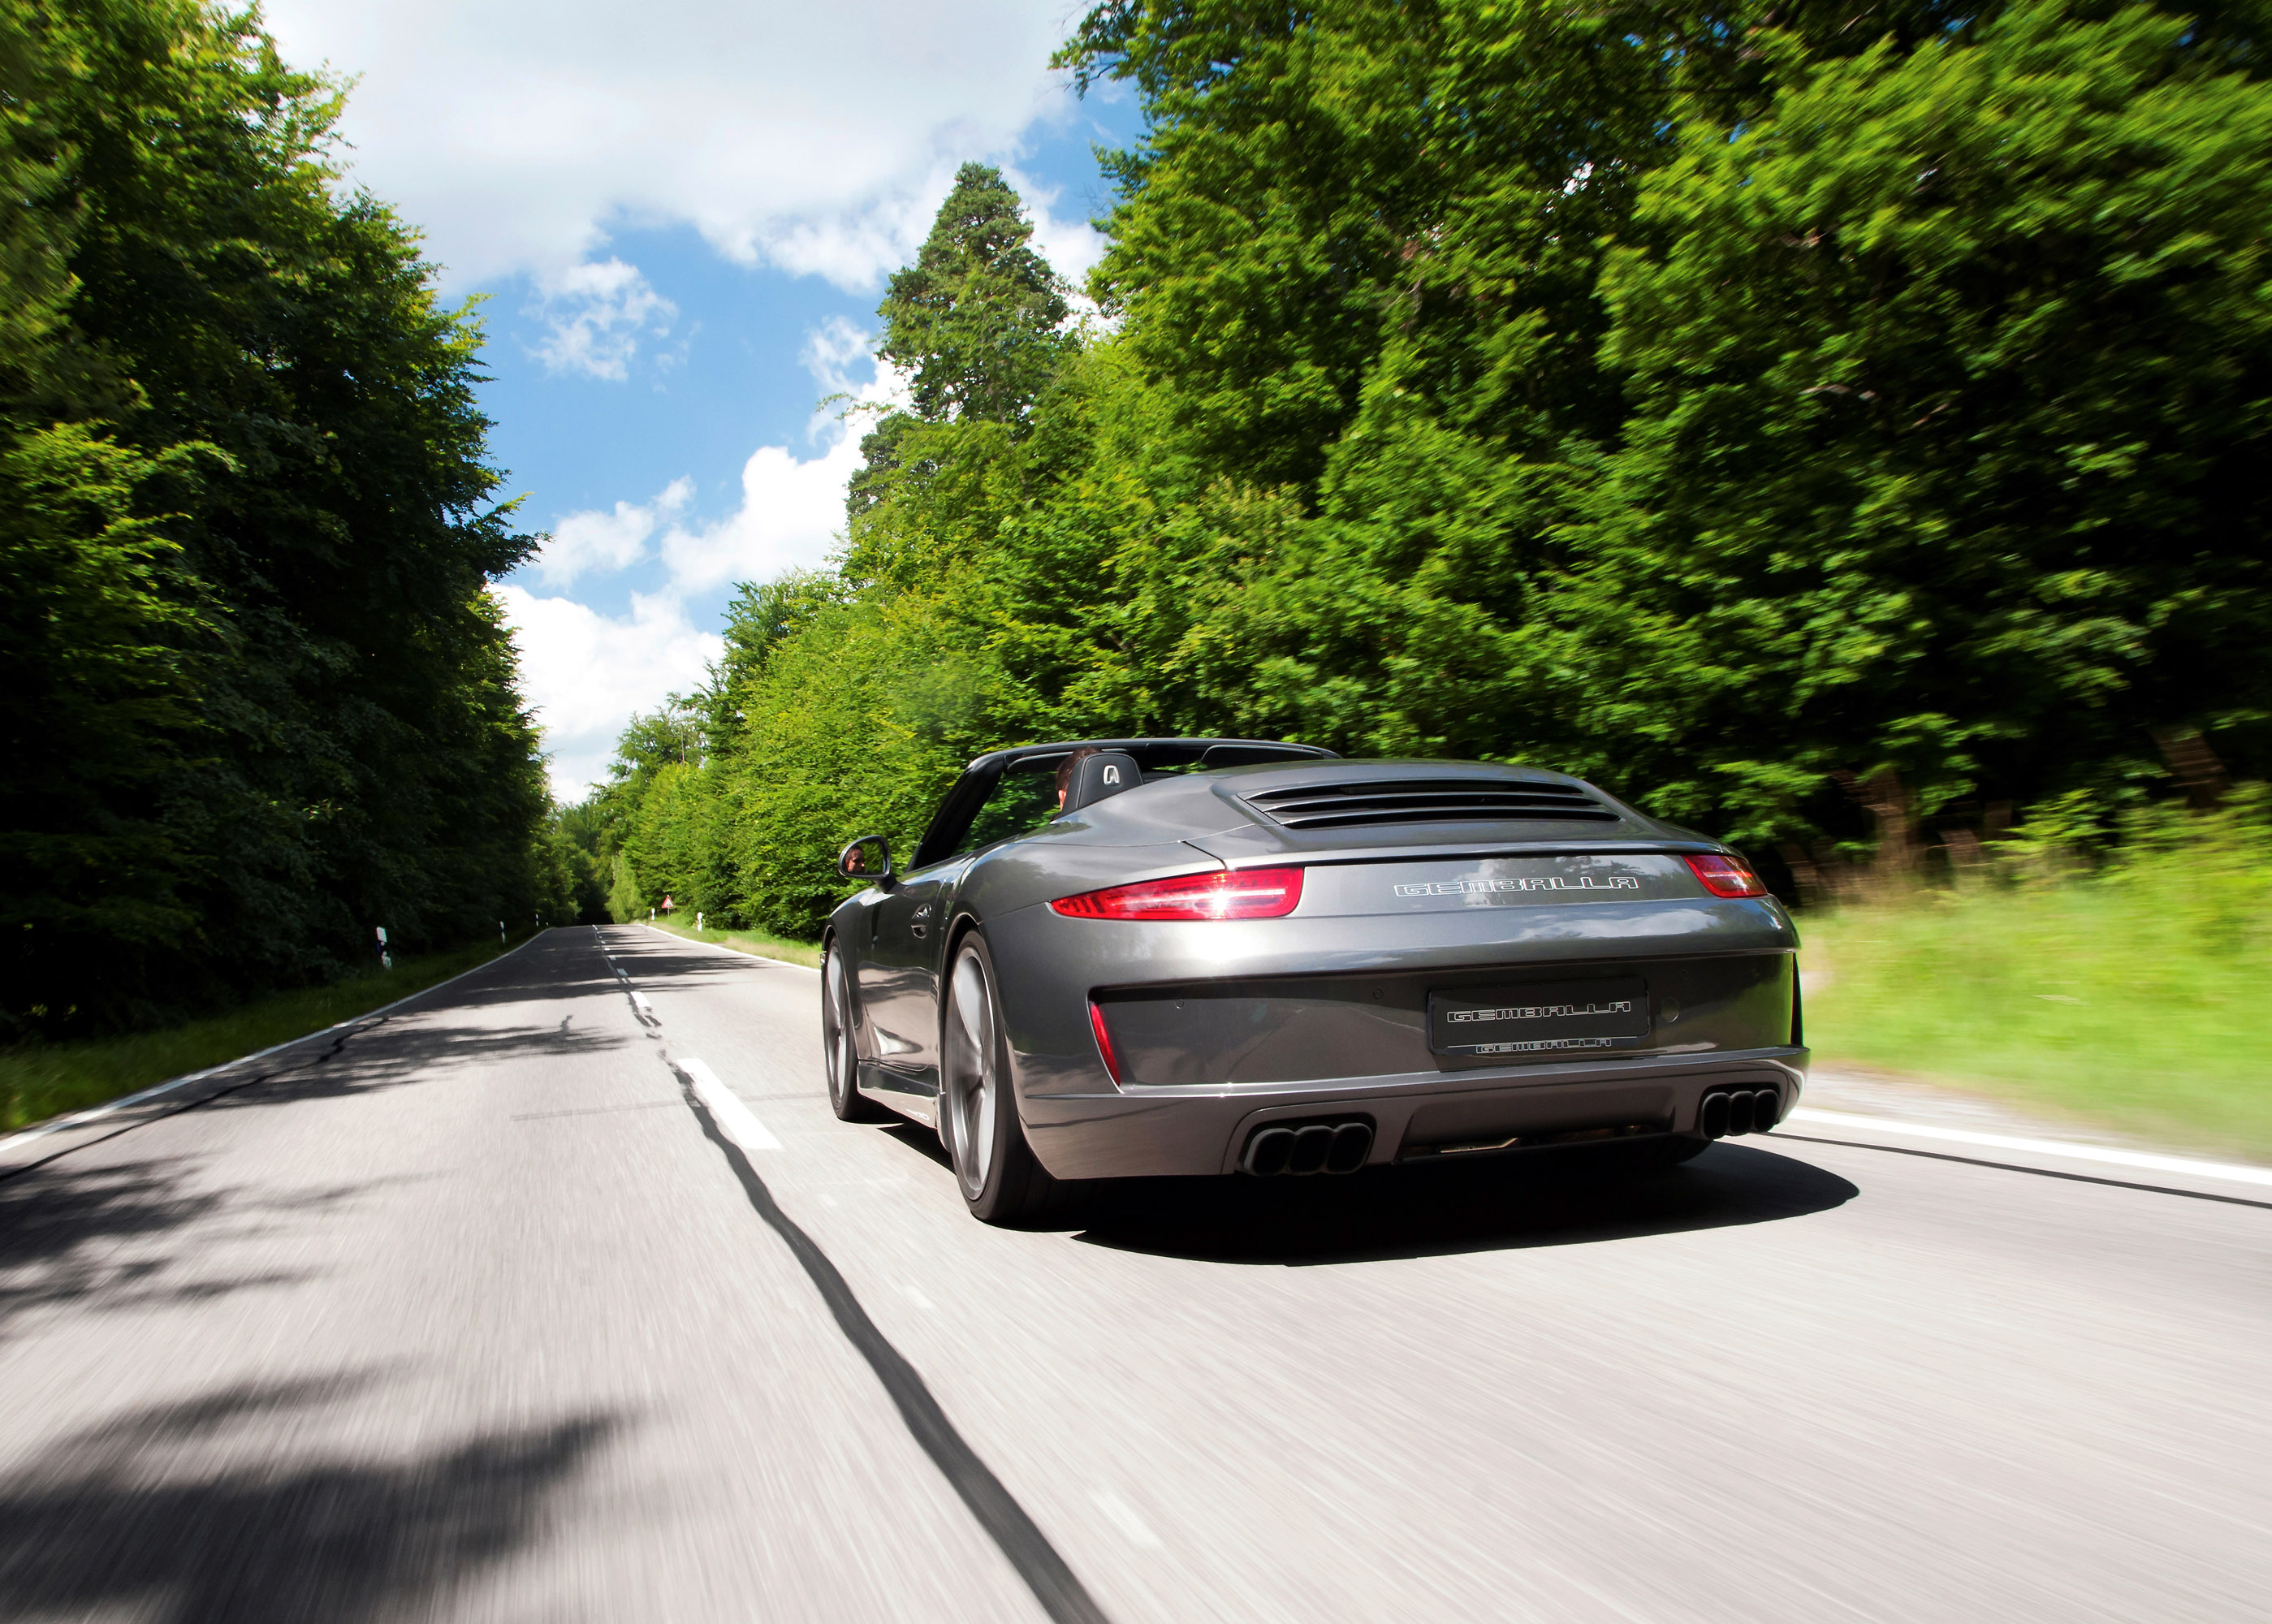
[2,924,2265,1623]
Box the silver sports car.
[823,737,1807,1224]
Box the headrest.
[1063,750,1143,812]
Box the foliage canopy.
[0,0,582,1036]
[585,0,2272,935]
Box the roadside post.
[375,925,392,971]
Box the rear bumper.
[1019,1045,1808,1179]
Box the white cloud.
[801,314,884,407]
[656,321,909,590]
[539,322,907,600]
[657,435,864,594]
[1001,164,1114,312]
[261,1,1113,292]
[506,327,908,790]
[533,475,693,586]
[525,257,676,378]
[499,584,723,801]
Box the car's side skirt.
[857,1059,939,1129]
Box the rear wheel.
[939,934,1065,1225]
[823,939,888,1122]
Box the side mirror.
[838,834,892,884]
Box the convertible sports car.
[822,738,1807,1224]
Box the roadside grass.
[644,918,823,969]
[0,936,526,1134]
[1801,804,2272,1157]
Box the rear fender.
[935,911,983,1043]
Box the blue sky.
[260,1,1142,798]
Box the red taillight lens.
[1050,866,1306,921]
[1088,1000,1124,1083]
[1685,853,1769,899]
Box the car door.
[856,762,1066,1103]
[860,860,959,1101]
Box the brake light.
[1685,853,1769,898]
[1050,866,1306,921]
[1088,1000,1124,1083]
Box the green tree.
[0,0,554,1034]
[605,852,643,924]
[1054,0,2271,840]
[849,164,1073,526]
[600,0,2272,939]
[1566,0,2272,840]
[876,161,1072,429]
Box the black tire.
[822,939,888,1123]
[939,933,1068,1225]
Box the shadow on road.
[0,1372,621,1624]
[0,1157,391,1341]
[466,925,802,1017]
[185,931,649,1119]
[194,927,797,1117]
[201,1015,636,1116]
[1073,1140,1859,1264]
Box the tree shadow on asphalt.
[1070,1140,1859,1265]
[422,926,795,1020]
[189,1013,637,1121]
[0,1157,408,1341]
[189,925,781,1116]
[0,1371,622,1624]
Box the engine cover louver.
[1239,777,1622,830]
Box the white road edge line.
[679,1058,782,1152]
[644,922,821,974]
[0,930,549,1155]
[1783,1107,2272,1188]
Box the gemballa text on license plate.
[1428,978,1651,1058]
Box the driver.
[1054,746,1099,810]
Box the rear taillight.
[1685,853,1769,898]
[1088,1000,1124,1083]
[1050,866,1306,921]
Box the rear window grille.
[1239,778,1622,830]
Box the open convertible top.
[966,736,1338,776]
[913,736,1337,866]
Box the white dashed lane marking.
[1091,1489,1163,1550]
[678,1058,782,1152]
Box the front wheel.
[823,939,888,1122]
[939,934,1067,1225]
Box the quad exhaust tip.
[1700,1086,1781,1139]
[1242,1120,1373,1177]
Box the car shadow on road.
[879,1120,952,1168]
[1073,1140,1859,1265]
[0,1371,622,1624]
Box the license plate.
[1428,978,1650,1057]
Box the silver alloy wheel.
[823,946,856,1111]
[942,947,998,1199]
